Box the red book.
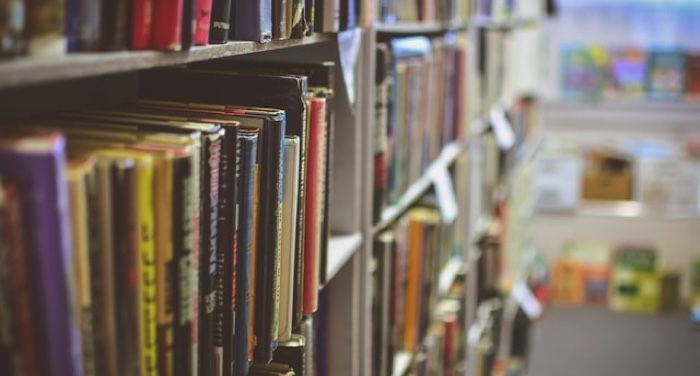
[152,0,184,50]
[2,181,40,376]
[131,0,154,49]
[302,97,327,314]
[194,0,213,45]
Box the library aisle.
[529,306,700,376]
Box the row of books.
[561,46,700,101]
[472,0,547,21]
[0,62,338,376]
[373,33,467,223]
[0,0,359,57]
[376,0,471,24]
[372,202,466,376]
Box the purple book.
[0,131,81,376]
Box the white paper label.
[489,106,515,150]
[430,165,458,224]
[512,281,542,320]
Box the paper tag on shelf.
[512,281,542,320]
[430,165,458,223]
[489,106,515,150]
[337,28,361,106]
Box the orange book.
[403,212,425,352]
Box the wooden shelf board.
[372,141,466,234]
[324,232,363,284]
[0,34,333,90]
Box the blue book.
[234,132,258,376]
[231,0,272,42]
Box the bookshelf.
[0,1,550,375]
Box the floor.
[527,305,700,376]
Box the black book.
[272,335,305,376]
[100,0,129,50]
[111,159,139,376]
[182,0,196,49]
[209,0,232,43]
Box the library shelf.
[0,34,333,90]
[372,141,466,235]
[538,200,700,221]
[324,232,364,285]
[541,98,700,114]
[375,20,469,34]
[438,258,465,296]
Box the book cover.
[0,0,25,57]
[207,0,228,44]
[195,0,214,45]
[234,132,258,376]
[230,0,272,42]
[685,52,700,98]
[279,136,300,342]
[646,50,686,100]
[152,0,184,50]
[100,0,129,50]
[131,0,154,49]
[0,132,81,376]
[609,47,646,98]
[1,179,39,376]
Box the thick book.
[131,0,154,49]
[0,132,80,376]
[100,0,129,50]
[0,0,25,57]
[234,132,258,376]
[1,179,39,376]
[207,0,229,43]
[230,0,272,42]
[152,0,184,50]
[26,0,65,56]
[195,0,214,45]
[279,136,300,342]
[302,96,327,314]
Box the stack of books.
[0,62,337,376]
[0,0,360,58]
[373,33,468,223]
[372,202,466,376]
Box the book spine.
[289,0,306,38]
[100,0,128,50]
[195,0,214,44]
[181,0,195,49]
[94,161,119,376]
[302,97,327,314]
[278,137,300,342]
[0,0,25,57]
[173,155,194,376]
[215,127,237,376]
[231,0,272,42]
[303,0,314,36]
[26,0,66,56]
[155,157,175,376]
[272,0,289,39]
[66,0,79,51]
[131,0,154,49]
[1,182,39,376]
[208,0,230,44]
[77,0,101,50]
[234,134,257,376]
[0,183,15,376]
[248,164,260,363]
[152,0,183,50]
[403,217,423,352]
[200,135,222,376]
[137,160,158,376]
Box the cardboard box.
[582,150,633,201]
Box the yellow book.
[67,157,96,376]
